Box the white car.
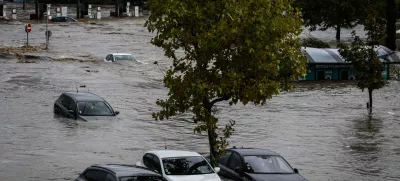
[135,150,222,181]
[104,53,139,62]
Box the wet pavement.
[0,19,399,181]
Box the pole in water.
[164,137,167,149]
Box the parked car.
[54,92,119,121]
[218,148,307,181]
[75,164,167,181]
[104,53,138,63]
[51,16,78,23]
[135,150,222,181]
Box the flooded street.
[0,19,399,181]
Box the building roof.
[302,45,400,64]
[91,164,161,178]
[228,148,280,156]
[62,92,105,102]
[147,150,201,158]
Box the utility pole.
[386,0,397,50]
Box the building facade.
[300,46,398,81]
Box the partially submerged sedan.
[54,92,119,121]
[135,150,222,181]
[218,148,307,181]
[104,53,139,63]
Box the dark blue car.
[218,148,307,181]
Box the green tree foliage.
[146,0,307,166]
[300,37,331,48]
[295,0,361,42]
[338,9,387,115]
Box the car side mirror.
[214,167,220,173]
[115,111,120,115]
[68,110,75,114]
[294,168,299,174]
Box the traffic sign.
[25,23,31,33]
[45,30,52,39]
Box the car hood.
[165,174,221,181]
[79,115,117,121]
[247,173,305,181]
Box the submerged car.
[218,148,307,181]
[54,92,119,121]
[75,164,166,181]
[51,16,78,23]
[135,150,222,181]
[104,53,138,62]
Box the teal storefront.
[300,46,397,81]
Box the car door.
[225,152,244,181]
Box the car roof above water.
[110,53,133,56]
[90,164,161,177]
[228,148,280,156]
[147,150,202,158]
[62,92,105,102]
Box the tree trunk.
[116,0,120,17]
[35,0,39,20]
[386,0,397,50]
[368,88,373,115]
[77,0,80,19]
[23,0,26,10]
[336,24,341,42]
[207,128,217,167]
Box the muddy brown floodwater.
[0,19,399,181]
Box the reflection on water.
[348,116,383,177]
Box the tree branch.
[210,95,230,107]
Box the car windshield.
[162,156,214,175]
[77,101,113,116]
[114,55,136,61]
[119,176,164,181]
[244,155,294,174]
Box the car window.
[77,101,113,116]
[110,55,114,61]
[219,150,232,166]
[94,170,108,181]
[244,156,293,174]
[105,173,117,181]
[152,155,162,174]
[162,156,214,175]
[106,55,111,61]
[84,170,97,181]
[58,95,65,104]
[227,152,242,170]
[143,154,161,174]
[68,99,76,111]
[62,96,71,108]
